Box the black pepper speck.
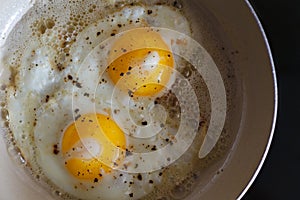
[137,174,142,181]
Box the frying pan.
[0,0,277,199]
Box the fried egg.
[1,2,198,200]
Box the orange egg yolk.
[107,28,174,96]
[61,113,126,181]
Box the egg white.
[4,3,192,200]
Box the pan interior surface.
[186,0,277,199]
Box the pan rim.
[237,0,278,199]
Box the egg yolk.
[61,113,126,181]
[107,28,174,96]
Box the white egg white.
[3,3,192,200]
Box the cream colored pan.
[0,0,277,199]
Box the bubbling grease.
[0,0,242,199]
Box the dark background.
[243,0,300,199]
